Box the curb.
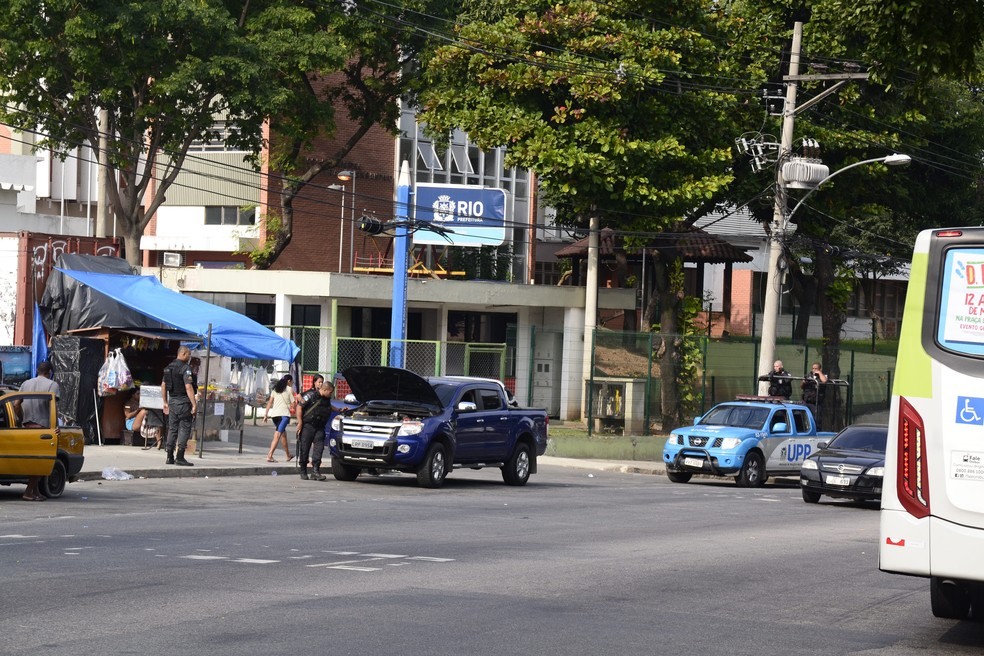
[76,465,299,481]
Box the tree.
[255,0,460,269]
[418,0,762,428]
[0,0,325,266]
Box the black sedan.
[799,424,888,504]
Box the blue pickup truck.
[663,400,836,487]
[328,366,548,488]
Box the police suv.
[663,400,836,487]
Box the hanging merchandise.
[97,348,135,396]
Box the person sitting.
[124,389,154,449]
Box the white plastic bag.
[97,348,134,396]
[101,467,134,481]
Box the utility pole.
[754,23,869,393]
[756,22,802,394]
[95,108,109,238]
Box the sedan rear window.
[828,426,888,452]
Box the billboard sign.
[413,184,508,247]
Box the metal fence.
[270,325,509,388]
[587,329,896,435]
[270,324,896,435]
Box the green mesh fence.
[588,328,896,435]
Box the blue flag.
[32,303,48,377]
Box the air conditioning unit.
[162,251,183,267]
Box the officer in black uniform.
[295,380,335,481]
[161,346,197,466]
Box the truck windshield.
[431,383,458,407]
[699,405,771,430]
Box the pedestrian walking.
[162,346,197,466]
[295,379,335,481]
[263,374,295,462]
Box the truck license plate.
[825,474,850,486]
[683,457,704,469]
[351,439,374,450]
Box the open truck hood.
[341,366,443,408]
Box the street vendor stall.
[40,254,299,449]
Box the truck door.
[764,408,817,473]
[454,386,508,461]
[0,392,58,476]
[453,389,485,461]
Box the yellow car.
[0,390,85,498]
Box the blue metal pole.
[389,161,411,368]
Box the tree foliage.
[0,0,325,265]
[257,0,460,268]
[419,0,751,228]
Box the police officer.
[161,346,197,466]
[295,379,335,481]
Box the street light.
[756,153,911,393]
[337,170,357,272]
[327,183,345,272]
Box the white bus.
[880,227,984,620]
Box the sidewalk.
[77,420,667,481]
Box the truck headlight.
[801,459,818,470]
[866,466,884,477]
[331,416,341,431]
[666,435,680,445]
[397,421,424,436]
[720,438,743,450]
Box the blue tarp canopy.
[55,268,299,362]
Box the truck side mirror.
[771,422,788,433]
[457,401,477,412]
[693,415,702,425]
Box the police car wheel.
[735,452,765,487]
[666,471,692,484]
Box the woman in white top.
[263,375,295,462]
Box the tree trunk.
[814,248,844,377]
[788,263,817,342]
[650,254,687,430]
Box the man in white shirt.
[14,360,60,501]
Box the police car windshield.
[699,405,771,429]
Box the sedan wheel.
[40,460,67,499]
[801,488,821,504]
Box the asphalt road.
[1,465,983,656]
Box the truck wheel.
[331,456,360,482]
[735,452,765,487]
[40,460,67,499]
[931,577,971,619]
[501,442,531,486]
[666,471,692,483]
[801,488,821,504]
[417,443,447,488]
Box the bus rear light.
[897,396,930,518]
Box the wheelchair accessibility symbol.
[956,397,984,426]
